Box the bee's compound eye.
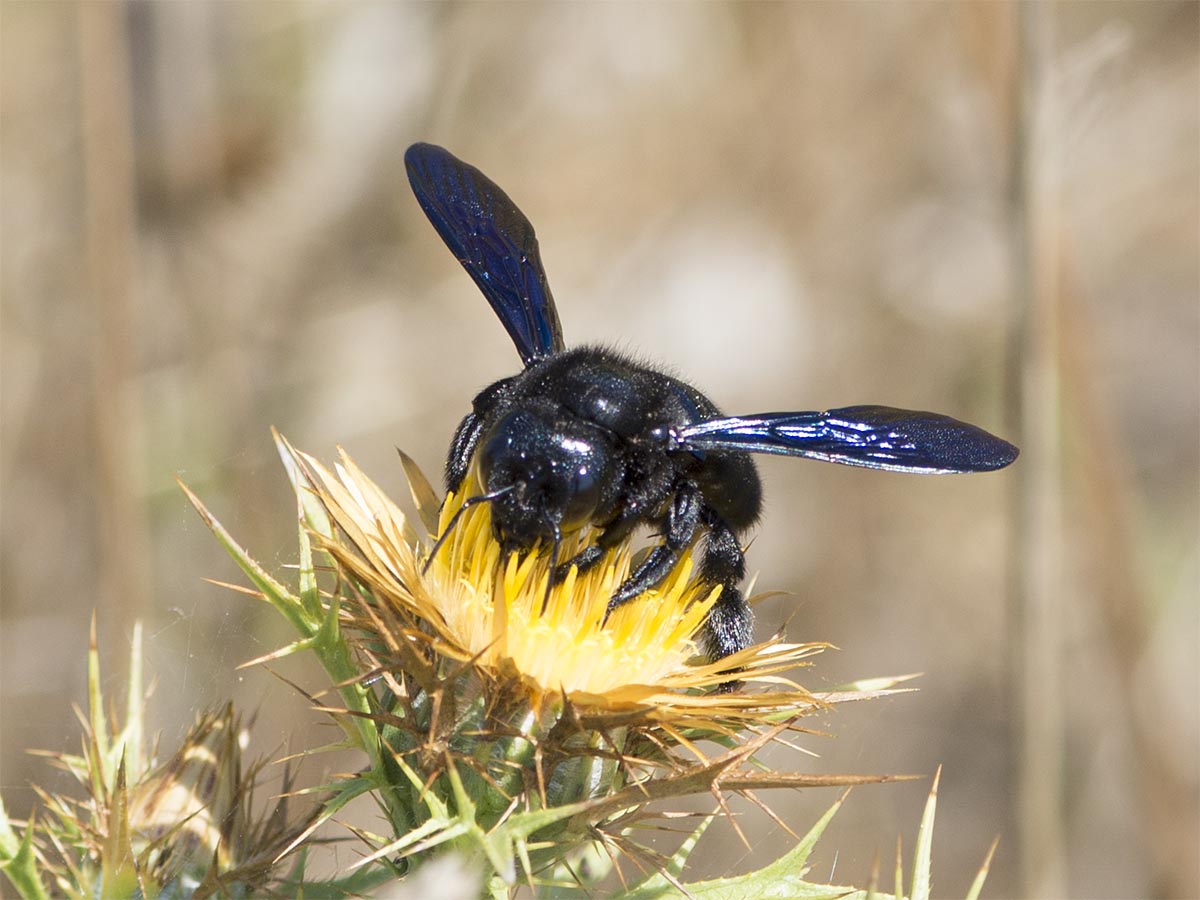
[478,409,555,483]
[559,453,602,531]
[476,427,514,489]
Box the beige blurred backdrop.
[2,3,1196,897]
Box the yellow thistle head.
[421,473,721,697]
[291,439,827,715]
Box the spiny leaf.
[351,816,471,871]
[178,478,310,636]
[894,835,904,900]
[964,837,999,900]
[183,472,375,754]
[86,615,109,791]
[910,767,940,900]
[237,635,321,669]
[0,799,51,900]
[122,623,143,787]
[444,759,514,882]
[98,759,138,900]
[622,790,860,899]
[828,673,923,692]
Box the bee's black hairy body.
[404,141,1019,674]
[446,345,762,659]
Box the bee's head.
[476,406,619,550]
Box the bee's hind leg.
[696,510,753,690]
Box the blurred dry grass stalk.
[1,2,1196,897]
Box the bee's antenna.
[422,485,515,575]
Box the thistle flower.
[303,441,830,706]
[174,434,931,897]
[2,433,997,900]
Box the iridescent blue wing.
[675,405,1018,473]
[405,143,565,366]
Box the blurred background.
[2,3,1196,897]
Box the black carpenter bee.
[404,142,1018,662]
